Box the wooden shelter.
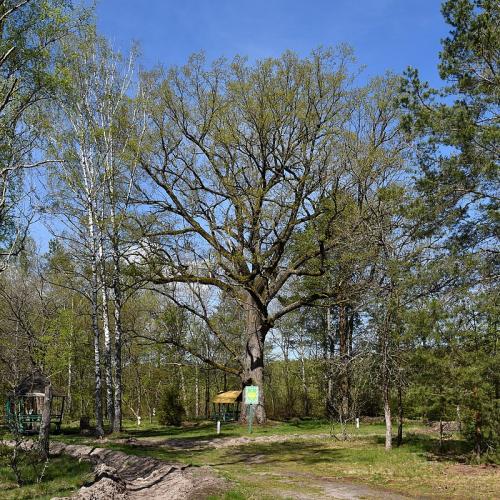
[4,372,66,434]
[212,390,242,422]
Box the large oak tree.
[134,49,406,422]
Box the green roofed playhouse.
[4,372,66,434]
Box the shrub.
[157,386,185,426]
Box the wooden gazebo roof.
[11,372,65,397]
[212,390,242,404]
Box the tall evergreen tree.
[401,0,499,457]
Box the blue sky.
[96,0,448,85]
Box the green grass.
[47,419,498,498]
[50,417,425,444]
[2,419,498,499]
[0,451,93,500]
[198,435,499,499]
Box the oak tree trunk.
[240,295,268,424]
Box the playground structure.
[4,372,66,434]
[212,390,242,422]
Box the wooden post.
[38,383,52,459]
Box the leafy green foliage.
[157,386,185,427]
[399,0,499,456]
[0,0,89,259]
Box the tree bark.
[38,383,52,460]
[90,225,104,437]
[240,294,268,424]
[326,304,335,418]
[382,328,392,450]
[338,304,350,423]
[204,368,210,417]
[111,251,124,433]
[99,238,114,424]
[109,166,124,433]
[80,146,104,437]
[282,338,291,419]
[473,386,482,459]
[67,342,72,418]
[397,381,403,447]
[383,381,392,450]
[91,264,104,437]
[474,410,482,459]
[241,331,266,423]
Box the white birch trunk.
[81,151,104,437]
[90,232,104,437]
[67,342,72,416]
[382,322,392,450]
[98,237,114,423]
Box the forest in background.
[0,0,498,462]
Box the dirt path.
[6,437,413,498]
[116,434,412,499]
[48,441,225,499]
[252,471,410,499]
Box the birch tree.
[0,0,87,269]
[45,28,139,434]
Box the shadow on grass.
[49,418,340,447]
[52,421,479,469]
[123,422,218,439]
[210,441,345,467]
[122,424,253,443]
[53,421,225,442]
[373,433,471,462]
[212,434,477,469]
[97,439,345,467]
